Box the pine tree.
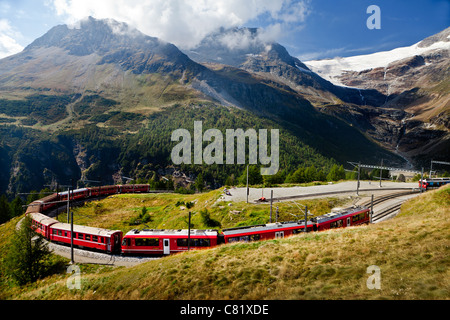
[10,197,24,218]
[3,215,52,285]
[195,173,204,192]
[0,194,11,224]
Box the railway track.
[360,190,421,223]
[372,203,403,223]
[360,190,420,207]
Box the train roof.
[420,178,450,182]
[222,221,308,236]
[58,188,89,196]
[29,212,59,227]
[50,222,121,237]
[125,228,219,237]
[315,206,368,224]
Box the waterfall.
[358,89,365,105]
[384,66,390,105]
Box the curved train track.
[359,190,421,223]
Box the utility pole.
[70,209,74,264]
[357,162,361,196]
[379,159,383,188]
[429,159,433,179]
[270,190,273,223]
[66,187,71,223]
[187,211,191,251]
[370,194,374,224]
[246,165,249,204]
[420,167,424,193]
[304,205,308,232]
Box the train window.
[86,235,91,241]
[92,236,98,242]
[53,229,57,235]
[177,238,211,247]
[78,233,83,240]
[122,238,130,246]
[330,220,343,228]
[135,238,159,247]
[227,235,260,243]
[352,213,366,222]
[58,230,62,236]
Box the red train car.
[315,206,370,231]
[26,200,43,214]
[121,229,219,255]
[222,206,370,243]
[118,184,150,194]
[222,221,308,244]
[58,188,91,201]
[93,185,119,197]
[38,193,60,212]
[29,212,59,238]
[419,178,450,190]
[49,222,123,253]
[26,194,60,215]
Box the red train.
[120,207,370,255]
[221,207,370,244]
[419,178,450,190]
[26,184,371,256]
[29,212,122,253]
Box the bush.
[200,209,221,228]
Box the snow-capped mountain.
[305,27,450,86]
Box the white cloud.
[48,0,310,49]
[0,19,24,59]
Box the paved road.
[222,181,419,203]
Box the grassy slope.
[0,186,449,300]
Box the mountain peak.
[25,17,150,56]
[418,26,450,48]
[184,27,310,71]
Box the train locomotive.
[419,178,450,190]
[26,185,371,256]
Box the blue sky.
[0,0,448,60]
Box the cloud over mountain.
[48,0,310,49]
[0,19,24,59]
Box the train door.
[163,239,170,255]
[347,217,351,227]
[107,238,111,252]
[113,234,121,253]
[275,231,284,239]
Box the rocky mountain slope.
[184,27,386,108]
[305,27,450,163]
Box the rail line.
[360,190,420,223]
[360,190,420,207]
[372,203,403,223]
